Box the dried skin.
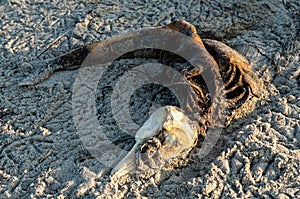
[20,20,263,177]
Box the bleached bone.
[111,106,199,178]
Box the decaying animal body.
[21,20,263,178]
[110,20,263,177]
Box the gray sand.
[1,0,299,198]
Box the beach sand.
[0,0,299,198]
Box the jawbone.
[111,106,199,178]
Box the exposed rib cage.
[20,20,264,176]
[202,39,262,126]
[21,21,262,130]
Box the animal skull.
[111,106,199,178]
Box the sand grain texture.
[0,0,299,198]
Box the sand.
[0,0,299,198]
